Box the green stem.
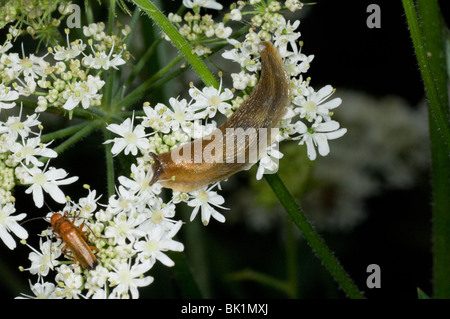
[115,54,185,110]
[118,37,163,98]
[108,0,116,35]
[103,127,115,198]
[40,121,89,143]
[264,173,365,299]
[167,251,203,298]
[402,0,450,151]
[285,218,299,298]
[403,0,450,298]
[227,269,290,295]
[40,120,102,163]
[130,0,219,88]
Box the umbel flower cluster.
[0,1,346,298]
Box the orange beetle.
[50,212,98,270]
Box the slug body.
[51,212,98,270]
[150,41,290,192]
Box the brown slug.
[149,41,290,192]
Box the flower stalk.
[264,173,365,299]
[131,0,219,89]
[402,0,450,298]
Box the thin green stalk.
[402,0,450,151]
[103,0,117,113]
[285,218,299,298]
[227,269,290,295]
[264,173,365,299]
[85,0,94,25]
[115,54,185,110]
[40,120,102,163]
[130,0,219,88]
[403,0,450,298]
[103,127,115,198]
[108,0,116,35]
[124,7,142,48]
[167,251,203,298]
[118,37,163,97]
[40,121,90,143]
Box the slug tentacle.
[149,41,290,192]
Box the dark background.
[1,0,448,299]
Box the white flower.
[222,44,260,73]
[0,84,19,110]
[22,165,79,208]
[167,97,195,133]
[286,0,304,11]
[83,22,106,37]
[294,120,347,160]
[17,53,49,79]
[16,279,58,299]
[55,265,84,299]
[273,18,301,56]
[187,185,228,225]
[0,203,28,250]
[256,142,284,180]
[189,82,234,118]
[25,238,61,276]
[284,50,314,77]
[134,221,184,267]
[104,116,150,156]
[215,23,233,39]
[118,163,161,196]
[231,71,257,90]
[106,185,139,215]
[108,260,154,299]
[138,199,177,229]
[62,75,105,110]
[76,188,101,218]
[0,108,40,140]
[84,266,110,298]
[104,211,147,245]
[15,76,37,96]
[182,0,223,10]
[186,120,217,139]
[230,8,242,21]
[0,41,13,54]
[10,137,57,167]
[140,104,168,133]
[53,34,86,61]
[293,85,342,123]
[83,41,126,70]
